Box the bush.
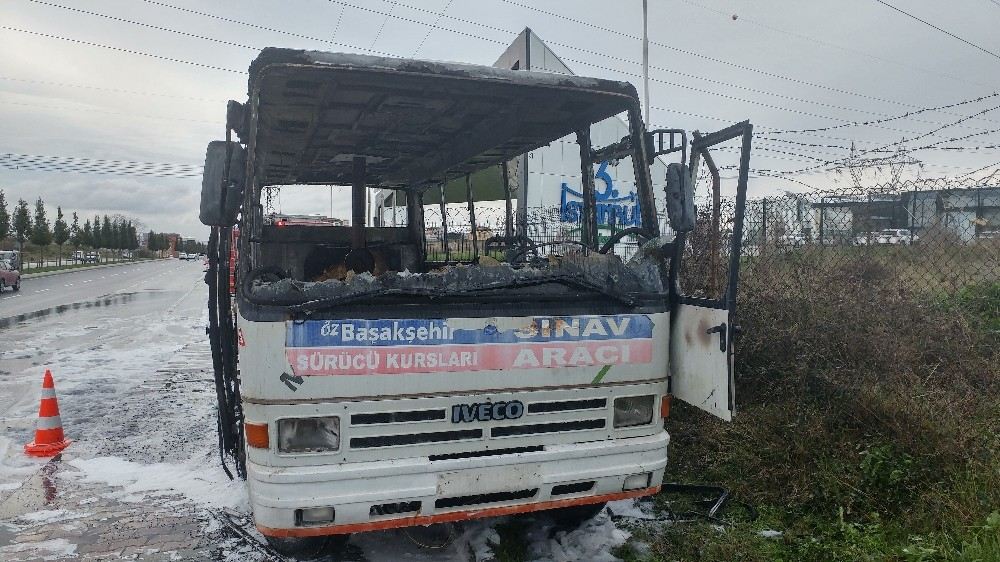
[651,252,1000,561]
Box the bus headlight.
[613,395,654,428]
[277,416,340,453]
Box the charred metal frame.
[666,121,752,414]
[465,174,479,262]
[501,162,514,243]
[691,131,722,296]
[438,181,449,264]
[233,52,665,320]
[576,128,599,250]
[669,120,752,311]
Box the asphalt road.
[0,259,201,321]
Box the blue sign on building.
[559,161,641,226]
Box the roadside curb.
[22,259,166,280]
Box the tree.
[30,198,52,263]
[13,199,31,253]
[126,222,138,250]
[110,219,121,251]
[82,219,93,248]
[92,214,102,249]
[101,215,112,261]
[53,207,69,265]
[0,190,10,244]
[70,212,81,250]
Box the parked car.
[854,229,918,245]
[777,233,807,247]
[85,252,100,263]
[876,228,918,245]
[853,232,874,246]
[0,259,21,292]
[0,250,21,270]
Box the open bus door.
[662,122,752,421]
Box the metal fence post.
[761,198,768,247]
[819,197,825,247]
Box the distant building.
[747,186,1000,245]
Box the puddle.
[0,292,168,330]
[0,455,66,521]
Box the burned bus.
[200,48,751,551]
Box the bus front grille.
[491,419,606,438]
[350,429,482,449]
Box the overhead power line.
[37,0,985,152]
[760,91,1000,135]
[958,159,1000,178]
[0,26,243,73]
[332,0,1000,139]
[324,0,935,133]
[26,0,256,50]
[32,0,1000,140]
[0,76,222,103]
[492,0,920,110]
[872,0,1000,62]
[1,98,218,125]
[340,0,922,126]
[411,0,454,57]
[15,0,1000,180]
[780,103,1000,175]
[367,0,397,53]
[676,0,994,89]
[139,0,393,56]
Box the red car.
[0,260,21,292]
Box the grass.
[22,259,150,275]
[487,255,999,561]
[641,256,1000,561]
[488,518,531,562]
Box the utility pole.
[642,0,650,126]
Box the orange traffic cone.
[24,370,71,457]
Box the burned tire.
[550,501,607,528]
[265,534,349,558]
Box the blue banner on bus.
[286,315,653,348]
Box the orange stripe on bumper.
[257,486,660,538]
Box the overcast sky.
[2,0,999,238]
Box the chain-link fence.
[414,177,999,299]
[741,179,1000,296]
[421,204,648,265]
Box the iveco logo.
[451,400,525,423]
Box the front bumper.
[249,430,669,536]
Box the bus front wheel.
[265,534,349,558]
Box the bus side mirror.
[199,141,246,227]
[665,162,695,232]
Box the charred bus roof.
[236,48,643,190]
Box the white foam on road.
[0,538,78,560]
[524,512,630,562]
[66,454,248,511]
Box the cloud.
[1,171,204,238]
